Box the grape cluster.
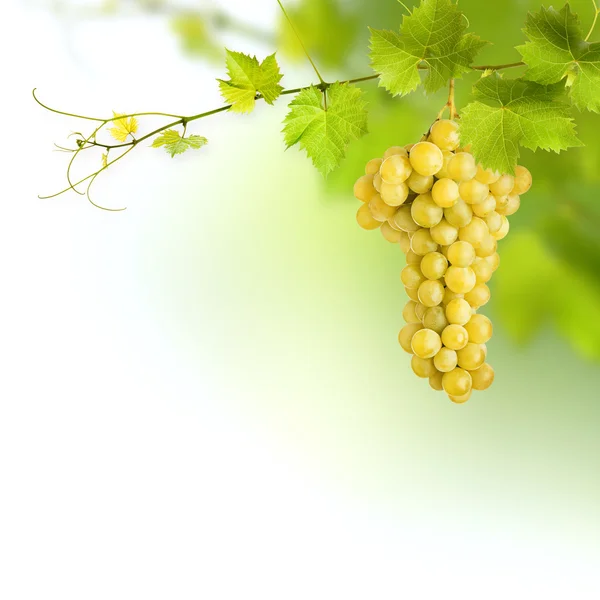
[353,119,532,404]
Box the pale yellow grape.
[495,195,509,213]
[431,178,459,208]
[442,367,472,396]
[458,217,489,248]
[398,322,423,353]
[434,347,458,372]
[512,165,532,195]
[403,300,420,323]
[485,211,502,234]
[380,221,405,243]
[492,216,510,241]
[373,173,382,192]
[409,142,444,176]
[430,218,459,246]
[356,204,381,230]
[384,146,408,159]
[380,181,410,207]
[444,198,473,228]
[470,363,495,391]
[369,194,398,222]
[471,257,493,283]
[475,164,501,185]
[401,264,426,289]
[429,119,460,151]
[475,234,497,258]
[411,355,437,378]
[456,343,486,370]
[365,158,383,175]
[380,154,412,184]
[502,194,520,216]
[411,229,439,256]
[447,240,476,267]
[415,302,427,321]
[464,314,493,344]
[489,173,515,196]
[448,390,472,404]
[407,171,434,194]
[411,193,443,227]
[429,371,444,391]
[398,230,411,253]
[485,253,500,271]
[405,286,420,302]
[459,179,489,205]
[445,265,476,294]
[441,324,469,350]
[442,288,464,306]
[464,282,491,308]
[447,152,477,181]
[418,280,445,308]
[472,194,497,217]
[404,143,415,152]
[423,306,449,334]
[391,205,420,232]
[411,328,443,359]
[445,298,472,325]
[406,250,422,265]
[420,252,448,280]
[436,150,454,179]
[353,175,377,202]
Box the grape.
[471,257,493,283]
[410,228,439,256]
[380,181,410,207]
[411,328,443,359]
[448,390,472,404]
[430,218,459,246]
[434,347,458,372]
[494,194,509,213]
[379,221,401,243]
[436,150,454,179]
[409,142,444,176]
[365,158,383,175]
[422,306,449,334]
[405,286,420,302]
[489,174,515,196]
[485,253,500,272]
[384,146,408,159]
[445,298,472,325]
[431,178,460,208]
[484,211,503,234]
[406,249,422,265]
[411,355,437,378]
[472,194,497,218]
[500,194,520,216]
[475,234,497,258]
[456,343,486,370]
[420,251,448,280]
[492,215,510,241]
[447,240,476,267]
[430,119,460,151]
[398,230,412,253]
[418,280,445,307]
[401,264,426,289]
[447,152,477,181]
[464,282,491,308]
[441,324,469,350]
[442,288,464,306]
[474,164,501,185]
[445,265,476,294]
[411,193,444,227]
[407,171,434,194]
[464,314,493,344]
[353,175,377,202]
[442,367,472,396]
[356,204,381,230]
[415,302,427,321]
[512,165,532,195]
[403,300,420,323]
[444,198,473,228]
[373,173,382,192]
[458,217,489,248]
[470,363,495,391]
[398,322,423,353]
[369,194,398,222]
[391,205,420,232]
[459,179,489,205]
[381,154,412,184]
[429,370,444,391]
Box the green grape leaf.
[282,82,368,177]
[460,74,582,174]
[152,129,208,158]
[369,0,488,96]
[218,50,284,113]
[516,5,600,113]
[171,12,221,60]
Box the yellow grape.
[436,150,454,179]
[380,181,410,207]
[398,322,423,353]
[365,158,383,175]
[429,370,444,391]
[403,300,420,323]
[405,286,420,302]
[401,263,426,289]
[441,324,469,350]
[512,165,532,195]
[445,265,476,294]
[390,205,420,232]
[415,302,427,321]
[373,173,382,192]
[471,257,493,283]
[407,171,434,194]
[444,198,473,228]
[380,221,405,243]
[472,194,497,217]
[447,240,476,267]
[353,175,377,202]
[431,178,460,208]
[459,217,489,248]
[410,228,439,256]
[356,204,381,230]
[464,282,491,308]
[447,152,477,181]
[456,343,486,370]
[494,194,509,213]
[369,194,398,222]
[442,367,472,396]
[430,218,459,246]
[434,347,458,372]
[470,363,495,391]
[485,253,500,272]
[445,298,472,326]
[384,146,408,159]
[474,164,501,185]
[398,230,412,253]
[442,288,464,306]
[501,194,520,216]
[411,328,443,359]
[448,390,472,404]
[492,216,510,241]
[418,280,445,308]
[430,119,460,150]
[464,314,493,344]
[411,355,437,378]
[420,251,448,280]
[459,179,490,205]
[381,154,412,184]
[409,142,444,176]
[475,234,497,258]
[489,173,515,196]
[406,249,422,265]
[422,306,449,334]
[411,193,444,227]
[484,211,503,234]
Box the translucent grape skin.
[447,152,477,182]
[422,305,449,334]
[407,171,434,194]
[403,300,420,323]
[430,120,460,151]
[420,251,448,280]
[411,328,443,359]
[456,343,486,370]
[409,142,444,177]
[464,283,491,308]
[391,205,420,233]
[380,154,412,184]
[354,175,377,202]
[470,363,495,390]
[472,194,497,218]
[356,204,381,230]
[441,324,469,350]
[444,198,473,228]
[475,164,501,185]
[489,174,515,197]
[448,390,472,404]
[401,264,426,289]
[398,322,423,353]
[445,298,472,326]
[430,219,459,246]
[411,193,444,228]
[380,221,405,243]
[365,158,383,176]
[369,194,398,222]
[512,165,532,195]
[429,370,444,391]
[418,280,445,308]
[464,314,493,344]
[410,228,439,256]
[445,265,476,294]
[442,367,472,397]
[411,355,437,378]
[431,178,459,208]
[380,182,410,207]
[434,347,458,372]
[459,179,489,205]
[447,241,476,267]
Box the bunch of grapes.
[353,119,532,403]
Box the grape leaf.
[460,74,582,174]
[152,129,208,158]
[108,112,139,142]
[282,82,368,177]
[218,50,283,113]
[516,5,600,113]
[369,0,487,96]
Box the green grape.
[384,146,408,160]
[430,218,459,246]
[398,322,423,353]
[390,205,420,232]
[411,355,437,378]
[456,343,486,370]
[431,178,460,208]
[369,194,398,222]
[373,173,382,192]
[464,314,493,344]
[489,173,515,196]
[429,119,460,151]
[447,152,477,182]
[401,264,426,289]
[442,367,472,396]
[422,306,449,334]
[471,257,493,283]
[484,210,503,234]
[434,347,458,373]
[447,240,476,267]
[512,165,532,195]
[381,154,412,184]
[353,175,377,202]
[365,158,383,176]
[464,282,491,308]
[485,253,500,272]
[429,370,444,391]
[448,390,472,404]
[475,234,497,258]
[356,204,381,230]
[444,198,473,228]
[418,280,445,308]
[403,300,420,323]
[398,230,412,254]
[380,221,405,243]
[442,288,464,306]
[409,142,444,176]
[459,179,490,205]
[410,228,439,256]
[420,251,448,280]
[472,194,497,218]
[500,194,520,216]
[411,328,443,359]
[407,171,434,194]
[405,286,420,302]
[415,302,427,321]
[445,298,472,326]
[445,265,476,294]
[380,181,410,207]
[411,193,444,227]
[474,164,501,185]
[459,217,489,249]
[470,363,495,391]
[441,324,469,350]
[406,249,422,265]
[492,216,510,241]
[436,150,454,179]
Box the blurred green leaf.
[171,12,221,60]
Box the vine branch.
[585,0,600,41]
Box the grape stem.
[585,0,600,41]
